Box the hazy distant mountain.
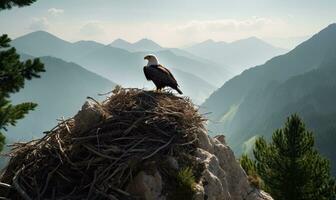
[110,38,163,52]
[134,38,164,52]
[8,56,116,143]
[170,68,216,104]
[186,37,287,74]
[71,40,105,59]
[77,47,228,85]
[109,38,134,51]
[264,35,311,50]
[11,31,105,61]
[12,31,72,59]
[110,38,219,71]
[202,23,336,174]
[12,31,227,104]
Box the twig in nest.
[44,118,74,135]
[177,134,198,146]
[123,117,145,136]
[142,136,176,160]
[13,166,31,200]
[61,116,71,134]
[95,128,101,151]
[40,164,60,197]
[86,96,101,106]
[87,170,97,199]
[95,189,118,200]
[98,90,113,96]
[56,171,72,183]
[0,182,11,189]
[83,144,117,160]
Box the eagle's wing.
[143,66,152,81]
[157,65,178,86]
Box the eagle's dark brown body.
[143,64,183,94]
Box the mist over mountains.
[12,31,286,95]
[11,31,231,104]
[202,23,336,174]
[186,37,287,74]
[109,36,288,75]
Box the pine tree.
[0,0,38,10]
[0,0,44,151]
[253,114,336,200]
[240,154,256,176]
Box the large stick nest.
[0,87,206,199]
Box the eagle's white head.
[144,54,159,66]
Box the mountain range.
[109,38,215,65]
[202,23,336,174]
[11,31,231,104]
[12,31,104,62]
[110,36,288,75]
[110,38,164,52]
[186,37,287,74]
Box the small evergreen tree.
[240,154,256,176]
[0,0,42,152]
[253,114,336,200]
[240,154,263,189]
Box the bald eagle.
[143,54,183,94]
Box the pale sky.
[0,0,335,48]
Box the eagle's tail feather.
[175,87,183,95]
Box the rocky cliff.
[0,87,272,200]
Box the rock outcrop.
[124,129,273,200]
[0,88,272,200]
[194,131,272,200]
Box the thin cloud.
[177,17,277,33]
[48,8,64,16]
[172,17,289,45]
[79,21,105,36]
